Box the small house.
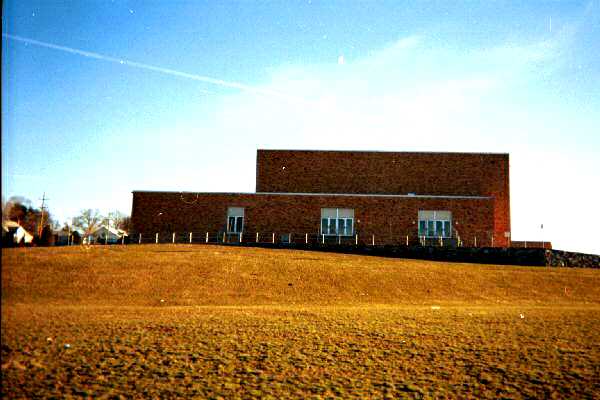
[2,220,34,245]
[86,225,128,244]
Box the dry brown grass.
[2,245,600,398]
[2,244,599,306]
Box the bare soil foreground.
[2,245,600,398]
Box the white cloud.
[202,36,514,152]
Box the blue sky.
[2,1,599,254]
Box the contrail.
[2,33,301,102]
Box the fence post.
[305,233,308,244]
[138,233,142,244]
[439,235,443,247]
[474,236,477,247]
[406,235,409,246]
[172,232,175,244]
[322,234,325,244]
[155,233,159,244]
[256,232,259,243]
[372,234,375,246]
[223,232,226,243]
[239,232,242,243]
[338,235,341,245]
[189,232,192,243]
[356,233,358,245]
[206,232,209,243]
[272,233,275,244]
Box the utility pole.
[541,223,544,249]
[38,192,49,237]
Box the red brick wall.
[256,150,510,245]
[132,192,498,246]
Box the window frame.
[226,207,244,234]
[320,208,354,237]
[418,210,452,238]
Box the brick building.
[131,150,511,247]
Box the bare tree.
[107,210,125,229]
[74,209,103,237]
[105,211,131,231]
[61,220,81,245]
[61,219,75,233]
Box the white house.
[2,220,34,244]
[86,225,128,244]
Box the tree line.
[2,196,130,246]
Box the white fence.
[120,231,505,248]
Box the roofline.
[257,149,509,156]
[261,192,492,200]
[132,190,492,200]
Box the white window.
[418,210,451,238]
[321,208,354,236]
[227,207,244,233]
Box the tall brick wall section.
[131,192,496,246]
[256,150,510,246]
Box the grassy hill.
[3,244,599,306]
[3,245,600,398]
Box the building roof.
[2,220,21,231]
[90,225,128,237]
[257,149,510,156]
[131,190,492,200]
